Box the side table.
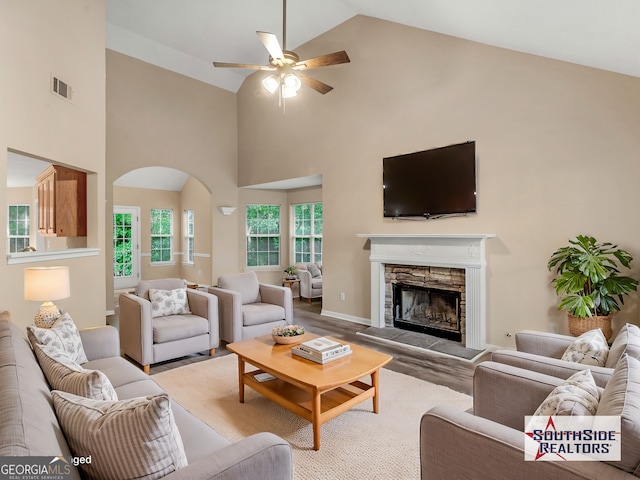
[282,278,301,301]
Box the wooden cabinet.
[37,165,87,237]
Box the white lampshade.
[283,73,301,91]
[262,74,280,94]
[24,266,70,327]
[24,266,70,301]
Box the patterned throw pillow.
[149,288,191,318]
[533,369,600,416]
[27,312,88,364]
[34,344,117,401]
[52,391,188,480]
[561,328,609,367]
[307,263,321,278]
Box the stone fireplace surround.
[357,234,495,350]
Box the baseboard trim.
[320,309,371,326]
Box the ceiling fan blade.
[298,73,333,95]
[257,31,284,62]
[294,51,350,69]
[212,61,272,70]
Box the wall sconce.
[24,266,70,327]
[219,207,236,216]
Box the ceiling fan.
[212,0,350,100]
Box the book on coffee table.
[292,345,352,364]
[296,337,351,360]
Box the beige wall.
[0,0,106,328]
[113,177,212,285]
[106,50,238,300]
[237,16,640,346]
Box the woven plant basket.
[272,334,305,345]
[567,313,614,341]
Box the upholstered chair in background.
[295,262,322,304]
[119,278,219,373]
[208,271,292,343]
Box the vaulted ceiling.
[106,0,640,94]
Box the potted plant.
[547,235,638,340]
[284,265,297,279]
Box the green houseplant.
[547,235,638,340]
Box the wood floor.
[148,300,491,395]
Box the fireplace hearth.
[393,283,462,342]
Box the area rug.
[152,354,472,480]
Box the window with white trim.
[293,202,322,263]
[150,208,172,263]
[246,204,280,267]
[184,209,194,264]
[7,204,30,253]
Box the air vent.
[51,74,73,102]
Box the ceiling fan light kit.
[213,0,350,109]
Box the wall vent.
[51,74,73,102]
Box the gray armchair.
[208,271,292,343]
[492,325,640,388]
[119,278,219,373]
[295,262,322,304]
[420,361,636,479]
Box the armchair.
[119,278,219,373]
[296,262,322,304]
[420,361,636,479]
[208,271,292,343]
[492,324,640,388]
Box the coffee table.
[226,334,392,450]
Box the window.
[184,209,194,264]
[113,212,133,277]
[150,209,172,263]
[7,204,30,253]
[293,202,322,263]
[246,204,280,267]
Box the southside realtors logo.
[524,416,621,461]
[1,456,76,480]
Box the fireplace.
[357,233,495,350]
[393,283,462,342]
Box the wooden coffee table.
[226,334,392,450]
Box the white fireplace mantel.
[357,233,495,350]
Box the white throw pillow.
[561,328,609,367]
[149,288,191,318]
[533,369,600,416]
[605,323,640,368]
[27,312,88,364]
[34,344,117,401]
[52,391,188,480]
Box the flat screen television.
[383,141,476,219]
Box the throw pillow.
[605,323,640,368]
[307,263,321,278]
[532,369,600,416]
[34,344,117,401]
[596,354,640,473]
[560,328,609,367]
[149,288,191,318]
[52,391,188,480]
[27,312,88,364]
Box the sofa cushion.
[27,313,88,364]
[597,354,640,473]
[307,263,321,278]
[606,323,640,368]
[84,356,151,389]
[52,391,188,480]
[532,369,600,416]
[560,328,609,367]
[34,344,117,401]
[242,303,286,326]
[149,288,191,318]
[218,271,261,305]
[152,315,209,343]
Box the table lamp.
[24,266,70,327]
